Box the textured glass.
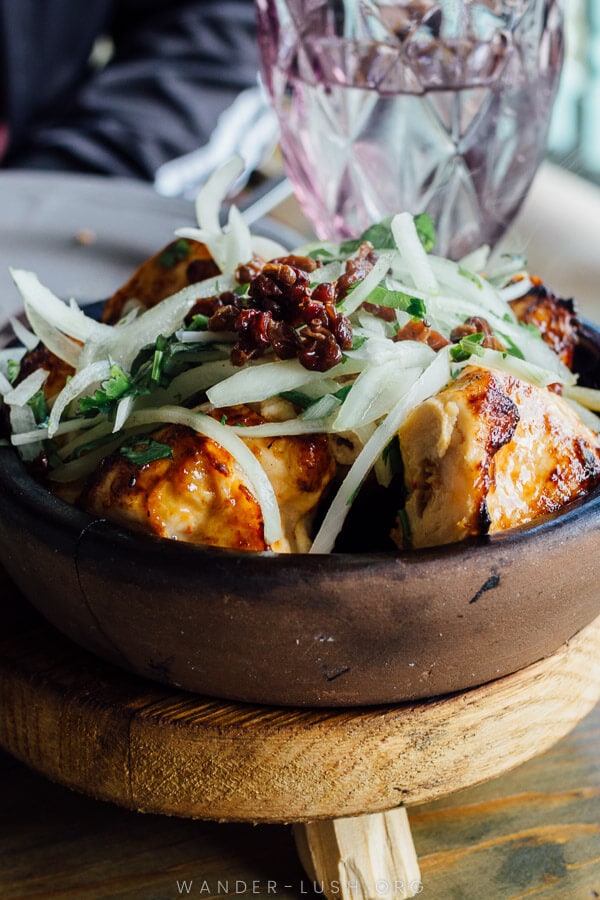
[256,0,564,257]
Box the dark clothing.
[0,0,258,179]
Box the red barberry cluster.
[190,254,361,372]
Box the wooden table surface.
[2,163,600,900]
[1,574,600,900]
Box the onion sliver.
[207,357,367,408]
[9,316,38,351]
[310,349,451,554]
[48,359,111,438]
[11,269,110,343]
[3,368,48,406]
[391,213,439,295]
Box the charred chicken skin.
[101,238,219,325]
[394,365,600,549]
[82,405,336,553]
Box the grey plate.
[0,170,300,328]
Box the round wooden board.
[1,575,600,824]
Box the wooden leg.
[293,808,422,898]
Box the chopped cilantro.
[27,389,49,425]
[407,297,427,320]
[6,359,20,385]
[363,284,427,318]
[413,213,436,253]
[279,389,314,410]
[339,213,436,256]
[119,437,174,466]
[449,332,486,362]
[340,218,396,255]
[382,435,404,479]
[520,321,542,339]
[396,507,412,548]
[157,238,190,269]
[187,313,210,331]
[78,363,131,416]
[307,247,335,260]
[499,333,525,360]
[220,413,227,426]
[333,384,353,402]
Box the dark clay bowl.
[1,324,600,708]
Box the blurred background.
[548,0,600,184]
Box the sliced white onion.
[11,414,104,447]
[174,329,237,344]
[339,253,393,316]
[332,362,423,433]
[563,384,600,412]
[309,260,346,285]
[310,349,451,554]
[428,256,514,322]
[345,338,435,367]
[300,394,342,421]
[106,281,227,370]
[57,419,115,461]
[113,394,136,433]
[3,368,48,406]
[9,316,38,351]
[454,348,575,389]
[223,204,253,272]
[250,234,289,261]
[207,357,367,408]
[498,278,535,303]
[563,397,600,432]
[11,269,111,343]
[195,156,245,234]
[158,359,238,405]
[48,359,112,438]
[391,213,439,295]
[23,303,82,368]
[49,436,127,483]
[458,245,490,273]
[10,404,41,461]
[226,417,334,437]
[0,368,14,396]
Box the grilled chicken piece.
[101,238,219,325]
[15,343,74,402]
[510,281,579,369]
[81,405,336,553]
[392,365,600,549]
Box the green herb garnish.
[119,437,174,466]
[186,313,210,332]
[413,213,436,253]
[307,247,335,260]
[6,359,20,385]
[407,297,427,320]
[157,238,191,269]
[449,332,486,362]
[363,285,427,319]
[27,389,49,425]
[279,389,314,410]
[78,363,131,416]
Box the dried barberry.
[198,255,360,372]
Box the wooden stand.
[2,580,600,899]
